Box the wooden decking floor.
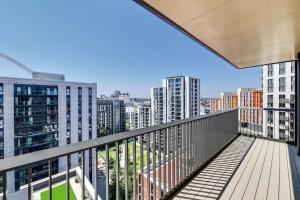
[172,136,300,200]
[173,136,254,200]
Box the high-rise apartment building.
[262,61,295,140]
[210,98,222,113]
[0,76,97,192]
[127,102,151,130]
[162,76,200,122]
[96,99,126,137]
[151,87,166,125]
[221,92,238,110]
[238,88,263,133]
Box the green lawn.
[98,141,158,170]
[40,183,77,200]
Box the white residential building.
[127,103,151,130]
[0,76,97,192]
[162,76,200,123]
[151,87,166,126]
[262,61,295,140]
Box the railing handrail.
[0,109,237,173]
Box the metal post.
[296,53,300,155]
[28,165,32,200]
[124,140,128,200]
[81,151,85,200]
[48,160,52,200]
[132,137,137,199]
[115,142,119,200]
[2,172,6,200]
[105,144,109,200]
[66,155,70,200]
[94,149,98,200]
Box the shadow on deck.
[172,135,300,200]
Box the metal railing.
[238,108,295,142]
[0,109,238,200]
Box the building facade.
[96,99,126,137]
[127,102,151,130]
[0,76,97,192]
[221,92,238,110]
[238,88,263,134]
[209,98,222,113]
[151,87,166,126]
[160,76,200,123]
[262,61,295,140]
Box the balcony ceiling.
[136,0,300,68]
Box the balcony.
[0,109,299,200]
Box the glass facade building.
[14,84,59,190]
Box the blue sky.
[0,0,262,98]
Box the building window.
[279,77,286,92]
[291,76,295,92]
[291,61,295,73]
[279,63,286,75]
[267,79,273,92]
[66,86,71,144]
[290,94,295,109]
[279,112,285,126]
[66,86,70,95]
[267,95,273,107]
[267,64,273,76]
[267,111,273,123]
[279,94,286,108]
[267,126,273,138]
[78,87,82,142]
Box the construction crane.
[0,52,65,81]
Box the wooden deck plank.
[267,142,280,200]
[174,136,300,200]
[228,139,264,200]
[279,143,292,200]
[173,136,254,199]
[242,140,270,200]
[254,141,275,200]
[219,138,259,200]
[191,140,245,200]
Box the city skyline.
[0,0,261,98]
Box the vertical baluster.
[48,159,52,200]
[105,144,109,200]
[139,135,144,200]
[94,149,98,200]
[81,151,85,200]
[132,137,137,200]
[28,165,32,200]
[167,128,171,192]
[66,155,70,200]
[163,129,167,195]
[2,172,6,200]
[182,123,186,179]
[152,132,156,200]
[115,142,119,200]
[176,126,179,185]
[146,133,151,200]
[172,127,175,188]
[124,140,128,200]
[180,124,184,181]
[188,122,192,174]
[158,131,162,199]
[184,123,188,176]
